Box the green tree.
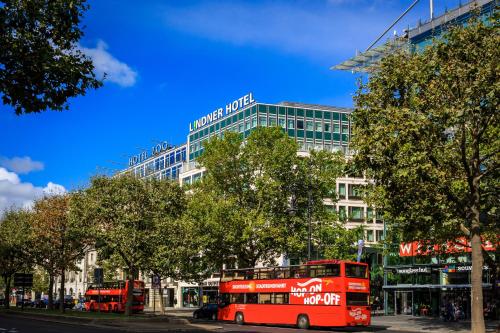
[142,178,195,314]
[352,12,498,333]
[0,208,32,308]
[71,175,155,316]
[32,268,49,296]
[31,194,92,312]
[190,127,352,270]
[0,0,102,114]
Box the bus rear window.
[346,292,369,306]
[345,264,367,278]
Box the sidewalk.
[372,315,500,333]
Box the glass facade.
[188,103,351,161]
[130,146,187,181]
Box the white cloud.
[80,40,138,87]
[0,156,44,174]
[0,167,66,215]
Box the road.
[0,314,416,333]
[0,315,121,333]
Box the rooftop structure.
[332,0,496,73]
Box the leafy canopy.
[352,12,499,246]
[0,0,102,114]
[190,127,357,268]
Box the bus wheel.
[235,312,244,325]
[297,314,310,329]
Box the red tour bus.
[84,280,145,313]
[218,260,370,329]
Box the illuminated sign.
[189,92,255,132]
[128,141,171,167]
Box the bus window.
[309,265,325,277]
[346,293,369,306]
[345,264,367,278]
[222,271,234,282]
[273,293,289,304]
[258,293,272,304]
[290,266,308,278]
[257,269,272,280]
[230,293,244,304]
[246,293,258,304]
[233,270,245,280]
[244,269,254,280]
[325,264,341,277]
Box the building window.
[376,230,384,241]
[342,125,349,134]
[338,183,346,199]
[238,122,244,133]
[287,119,295,129]
[333,123,340,133]
[348,184,362,200]
[278,118,286,128]
[349,207,364,221]
[306,121,314,131]
[245,120,251,130]
[297,120,304,130]
[367,230,374,242]
[366,207,374,222]
[376,210,384,223]
[315,122,322,132]
[269,117,277,127]
[338,206,346,220]
[251,117,257,128]
[324,123,331,132]
[259,116,267,127]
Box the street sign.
[152,274,160,289]
[14,273,33,287]
[94,268,103,285]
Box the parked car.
[54,296,74,309]
[33,298,48,308]
[15,299,34,307]
[193,303,218,320]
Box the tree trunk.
[125,268,134,316]
[47,274,54,310]
[59,270,66,313]
[158,279,165,315]
[470,202,485,333]
[4,275,11,309]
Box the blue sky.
[0,0,463,211]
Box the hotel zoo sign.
[128,141,171,167]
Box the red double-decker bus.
[218,260,370,329]
[84,280,145,313]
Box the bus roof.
[223,259,367,272]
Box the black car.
[193,303,218,320]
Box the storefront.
[181,287,200,308]
[383,242,497,318]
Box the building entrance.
[395,291,413,315]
